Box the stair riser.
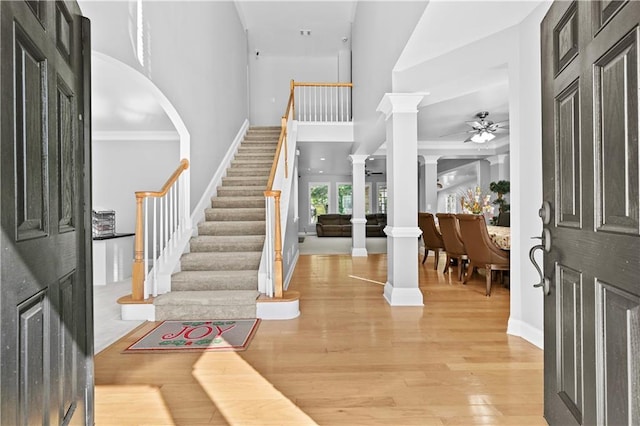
[221,178,268,187]
[198,222,266,236]
[211,198,264,208]
[217,188,265,197]
[180,253,262,271]
[205,210,265,221]
[238,146,277,152]
[171,279,258,292]
[226,168,271,177]
[230,160,273,168]
[190,241,264,252]
[155,305,256,321]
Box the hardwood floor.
[95,254,545,425]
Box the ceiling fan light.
[470,131,496,143]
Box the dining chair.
[418,212,445,270]
[456,214,510,296]
[436,213,468,281]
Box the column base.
[383,282,424,306]
[351,247,368,257]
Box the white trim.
[376,93,428,120]
[92,130,180,141]
[351,247,368,257]
[507,318,544,349]
[383,283,424,306]
[283,249,300,291]
[384,225,422,238]
[349,154,368,165]
[350,218,367,224]
[257,299,300,320]
[190,119,249,227]
[120,303,155,321]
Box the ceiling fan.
[463,111,509,143]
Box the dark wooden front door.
[0,1,93,424]
[541,1,640,424]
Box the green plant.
[489,180,510,224]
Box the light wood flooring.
[95,254,545,425]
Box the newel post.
[131,195,145,300]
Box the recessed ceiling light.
[320,157,326,161]
[319,170,324,173]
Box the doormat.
[124,319,260,353]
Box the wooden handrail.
[293,82,353,88]
[131,158,190,301]
[136,158,190,199]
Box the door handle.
[529,242,550,296]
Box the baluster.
[144,197,149,298]
[152,197,157,297]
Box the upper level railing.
[131,159,190,301]
[292,82,353,122]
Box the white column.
[420,155,439,213]
[377,93,425,306]
[350,154,368,257]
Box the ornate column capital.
[376,93,427,120]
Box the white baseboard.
[121,304,155,321]
[351,247,368,257]
[507,318,544,349]
[257,299,300,320]
[383,283,424,306]
[283,249,300,291]
[190,119,249,227]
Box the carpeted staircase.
[154,126,281,320]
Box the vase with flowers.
[460,186,495,217]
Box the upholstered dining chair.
[456,214,510,296]
[436,213,468,281]
[418,212,445,270]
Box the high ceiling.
[235,1,357,57]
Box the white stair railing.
[131,159,190,300]
[293,82,353,122]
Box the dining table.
[486,225,510,250]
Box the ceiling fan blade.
[493,120,509,126]
[493,128,509,133]
[465,121,483,129]
[439,130,471,137]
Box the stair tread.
[154,290,259,306]
[173,270,258,280]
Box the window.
[309,183,329,224]
[377,184,387,214]
[338,184,352,214]
[446,194,457,213]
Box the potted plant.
[489,180,510,224]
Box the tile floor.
[92,279,144,354]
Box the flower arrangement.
[460,186,494,215]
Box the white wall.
[92,139,179,233]
[351,1,427,154]
[506,2,552,348]
[249,55,339,125]
[80,1,248,214]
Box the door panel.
[596,281,640,424]
[542,1,640,424]
[593,28,639,235]
[1,1,92,424]
[14,27,49,241]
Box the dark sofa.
[316,214,387,237]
